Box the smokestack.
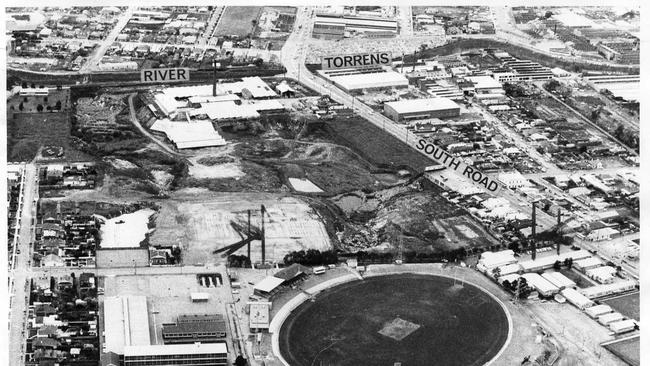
[557,209,561,255]
[412,49,417,72]
[247,210,251,259]
[212,60,217,96]
[261,205,266,265]
[531,202,537,261]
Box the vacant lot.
[279,274,509,366]
[215,6,263,37]
[150,192,331,265]
[6,111,90,162]
[602,292,640,321]
[323,116,433,172]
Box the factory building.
[319,67,409,92]
[123,343,228,366]
[384,97,460,122]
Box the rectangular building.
[104,296,151,355]
[522,273,559,297]
[560,288,594,310]
[328,70,409,92]
[123,343,228,366]
[162,314,227,344]
[542,272,576,290]
[384,97,460,122]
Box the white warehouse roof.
[104,296,151,355]
[150,119,227,149]
[384,97,460,114]
[254,276,285,293]
[522,273,559,294]
[331,71,408,91]
[541,272,576,289]
[123,343,227,357]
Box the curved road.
[127,93,190,161]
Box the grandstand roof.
[384,97,460,114]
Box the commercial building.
[104,296,151,355]
[518,250,591,273]
[323,69,409,92]
[384,97,460,122]
[150,119,227,149]
[312,22,345,40]
[585,266,617,284]
[522,273,559,297]
[465,76,504,94]
[573,257,604,272]
[598,312,625,326]
[498,171,530,189]
[541,272,576,290]
[580,280,637,299]
[162,314,227,344]
[609,319,636,334]
[477,250,517,272]
[314,13,398,35]
[560,288,594,310]
[585,304,613,319]
[123,343,228,366]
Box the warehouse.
[573,257,604,272]
[104,296,151,355]
[541,272,576,290]
[518,250,591,272]
[312,22,345,40]
[560,288,594,310]
[327,70,409,92]
[522,273,559,297]
[123,343,228,366]
[384,97,460,122]
[162,314,227,344]
[585,304,613,319]
[597,312,625,326]
[150,119,228,149]
[580,280,637,299]
[609,319,636,334]
[477,250,517,272]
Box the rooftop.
[384,97,460,114]
[104,296,151,355]
[123,343,228,357]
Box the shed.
[585,304,613,318]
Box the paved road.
[81,7,137,72]
[281,7,558,231]
[8,163,39,366]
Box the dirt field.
[215,6,263,37]
[322,116,433,172]
[150,191,331,265]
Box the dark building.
[162,314,227,344]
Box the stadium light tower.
[212,59,219,96]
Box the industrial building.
[104,296,151,355]
[609,319,636,334]
[123,343,228,366]
[522,273,559,297]
[585,266,617,284]
[162,314,227,344]
[573,257,604,272]
[312,22,345,40]
[585,304,613,319]
[319,68,409,92]
[560,288,594,310]
[384,97,460,122]
[580,280,637,299]
[541,272,576,290]
[313,13,398,36]
[518,250,591,272]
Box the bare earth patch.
[378,317,421,341]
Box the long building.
[384,97,460,122]
[104,296,151,355]
[123,343,228,366]
[314,13,398,35]
[162,314,228,344]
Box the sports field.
[214,6,263,37]
[603,336,640,366]
[279,274,509,366]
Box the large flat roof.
[384,97,460,114]
[254,276,285,293]
[330,71,408,91]
[123,343,228,357]
[104,296,151,355]
[150,119,227,149]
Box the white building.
[585,304,613,318]
[609,319,636,334]
[327,70,409,92]
[522,273,559,297]
[560,288,594,310]
[104,296,151,355]
[498,171,530,189]
[384,97,460,122]
[573,257,604,272]
[541,272,576,290]
[597,312,624,326]
[580,280,637,299]
[585,266,617,284]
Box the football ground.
[279,274,509,366]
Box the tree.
[553,260,562,270]
[21,82,28,88]
[55,101,62,110]
[563,257,573,269]
[492,266,501,280]
[37,104,44,112]
[544,11,553,19]
[18,102,24,111]
[235,355,248,366]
